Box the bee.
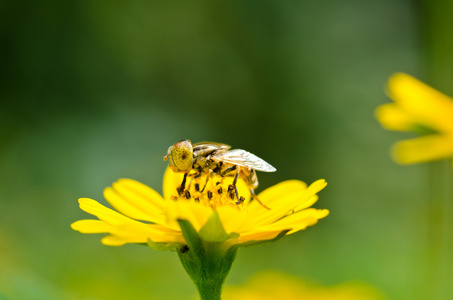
[164,140,276,209]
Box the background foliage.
[0,0,433,299]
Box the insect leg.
[200,170,212,192]
[187,172,202,190]
[177,172,188,196]
[232,168,239,185]
[220,165,237,176]
[229,168,240,203]
[250,189,270,210]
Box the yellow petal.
[101,222,183,245]
[216,205,254,234]
[388,73,453,133]
[255,180,307,205]
[74,169,328,248]
[163,167,184,200]
[76,198,183,244]
[392,135,453,164]
[71,219,111,233]
[251,180,327,226]
[246,180,308,216]
[165,199,212,231]
[103,181,165,224]
[375,103,415,131]
[259,208,329,234]
[292,195,319,212]
[100,235,147,246]
[234,230,283,244]
[116,178,165,209]
[113,222,183,243]
[77,198,130,226]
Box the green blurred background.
[0,0,443,299]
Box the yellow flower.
[376,73,453,164]
[221,271,385,300]
[71,168,328,249]
[72,167,329,299]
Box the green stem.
[178,252,223,300]
[178,244,237,300]
[192,273,223,300]
[419,1,453,298]
[177,219,238,300]
[425,161,453,300]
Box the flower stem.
[426,161,453,300]
[178,244,237,300]
[190,272,223,300]
[177,219,238,300]
[420,1,453,297]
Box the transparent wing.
[193,142,231,151]
[213,149,276,172]
[193,142,231,157]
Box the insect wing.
[213,149,276,172]
[193,142,231,156]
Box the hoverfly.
[164,140,276,209]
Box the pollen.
[170,172,249,209]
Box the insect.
[164,140,276,209]
[180,245,189,254]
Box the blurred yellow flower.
[376,73,453,164]
[71,167,328,249]
[221,271,385,300]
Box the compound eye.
[170,140,193,172]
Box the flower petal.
[292,195,319,212]
[71,219,111,233]
[388,73,453,133]
[73,170,328,249]
[101,235,141,246]
[259,208,329,234]
[163,167,184,200]
[255,180,307,205]
[112,222,183,244]
[77,198,130,226]
[392,135,453,164]
[250,180,327,226]
[103,180,166,224]
[375,103,415,131]
[100,223,183,245]
[165,199,212,232]
[245,180,308,217]
[216,205,255,234]
[76,198,183,244]
[116,178,165,209]
[234,230,283,244]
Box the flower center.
[170,171,251,209]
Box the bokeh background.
[1,0,450,299]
